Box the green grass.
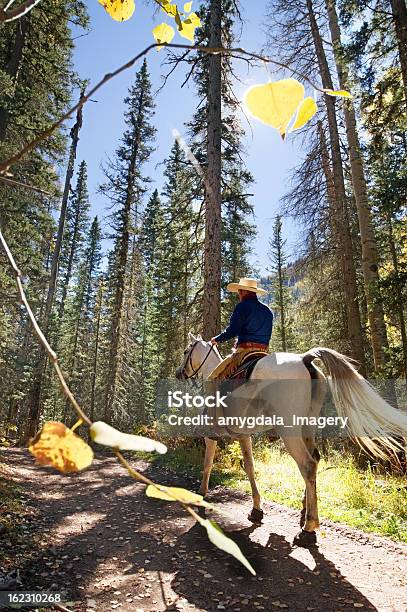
[151,440,407,542]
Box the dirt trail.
[1,449,406,612]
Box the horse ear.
[197,334,202,341]
[188,331,196,342]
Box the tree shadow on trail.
[160,519,377,612]
[5,450,377,612]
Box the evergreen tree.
[58,160,91,320]
[0,0,88,438]
[100,59,156,423]
[187,0,257,336]
[153,139,200,377]
[268,216,296,352]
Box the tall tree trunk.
[90,280,103,426]
[307,0,366,373]
[390,0,407,99]
[326,0,389,370]
[387,214,407,381]
[22,99,84,443]
[277,266,287,352]
[0,16,29,141]
[203,0,222,338]
[58,197,85,321]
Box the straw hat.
[226,277,267,296]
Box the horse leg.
[300,431,320,528]
[282,435,319,546]
[239,437,263,522]
[199,437,217,497]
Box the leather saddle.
[223,351,268,392]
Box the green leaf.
[90,421,167,453]
[146,485,212,507]
[195,516,256,575]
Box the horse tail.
[302,347,407,462]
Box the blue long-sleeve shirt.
[215,295,273,345]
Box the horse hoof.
[248,508,264,523]
[293,529,317,547]
[299,508,306,528]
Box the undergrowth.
[0,453,36,566]
[152,438,407,542]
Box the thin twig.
[0,42,328,174]
[0,226,213,518]
[0,227,91,426]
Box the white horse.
[176,333,407,546]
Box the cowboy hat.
[226,277,267,296]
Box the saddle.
[206,351,268,439]
[230,351,268,380]
[225,351,268,392]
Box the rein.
[181,341,216,380]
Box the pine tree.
[187,1,257,337]
[222,165,257,316]
[100,59,156,423]
[58,160,91,320]
[266,0,366,371]
[153,140,199,378]
[268,216,296,352]
[326,0,389,371]
[0,0,88,439]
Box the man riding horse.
[208,277,273,381]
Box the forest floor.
[1,448,407,612]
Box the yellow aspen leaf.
[184,1,192,11]
[152,22,175,49]
[160,1,178,17]
[90,421,167,453]
[178,13,200,41]
[185,11,201,26]
[29,421,94,473]
[244,79,305,138]
[195,515,256,575]
[146,484,212,507]
[290,96,318,132]
[323,88,353,98]
[98,0,135,21]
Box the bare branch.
[0,227,223,524]
[0,175,56,196]
[0,42,330,174]
[0,227,92,426]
